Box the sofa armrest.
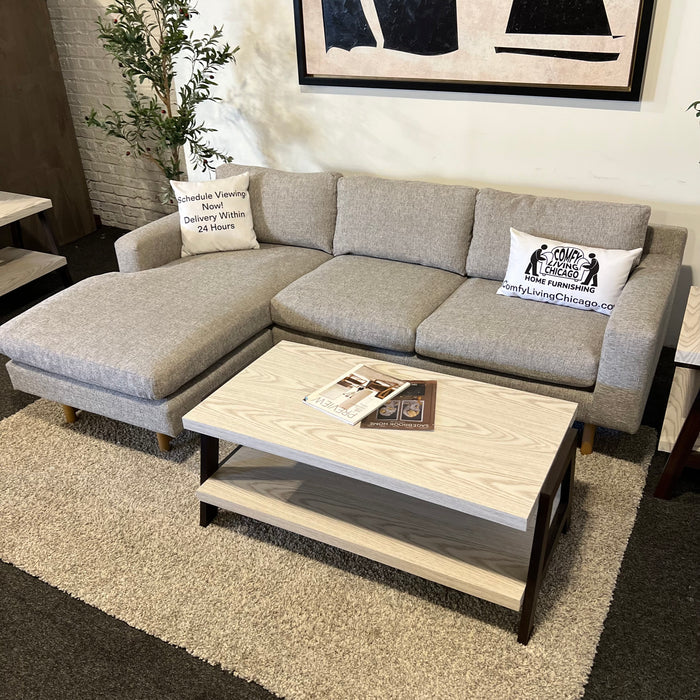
[592,253,681,432]
[114,212,182,272]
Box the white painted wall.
[189,0,699,344]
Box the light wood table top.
[0,191,52,227]
[184,341,578,531]
[675,286,700,367]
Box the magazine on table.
[360,381,437,431]
[303,364,411,425]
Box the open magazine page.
[303,364,411,425]
[361,381,437,430]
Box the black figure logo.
[322,0,458,56]
[581,253,599,287]
[525,244,548,277]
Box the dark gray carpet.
[583,449,699,699]
[0,563,272,700]
[0,227,697,699]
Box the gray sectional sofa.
[0,164,687,454]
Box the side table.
[0,191,72,296]
[655,286,700,498]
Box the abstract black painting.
[294,0,656,100]
[322,0,377,51]
[372,0,458,56]
[322,0,459,55]
[506,0,613,35]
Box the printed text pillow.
[171,173,259,257]
[496,228,642,315]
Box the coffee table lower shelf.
[0,246,68,296]
[196,430,576,644]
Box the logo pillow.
[170,173,259,257]
[496,228,642,315]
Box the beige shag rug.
[0,400,655,700]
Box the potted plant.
[86,0,237,202]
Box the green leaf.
[88,0,236,191]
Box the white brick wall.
[47,0,175,230]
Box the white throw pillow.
[496,228,642,315]
[171,173,259,257]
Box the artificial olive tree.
[87,0,237,201]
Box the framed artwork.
[293,1,655,100]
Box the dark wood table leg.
[57,266,73,288]
[654,387,700,499]
[10,220,23,248]
[37,210,60,254]
[37,210,73,287]
[200,434,220,527]
[518,428,577,644]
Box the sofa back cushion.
[216,163,339,253]
[466,188,651,280]
[333,175,477,274]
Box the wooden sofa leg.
[62,405,77,423]
[157,433,172,452]
[580,423,596,455]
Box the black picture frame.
[293,0,655,101]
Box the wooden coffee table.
[183,341,578,644]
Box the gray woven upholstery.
[5,331,273,437]
[643,224,689,257]
[216,163,339,253]
[333,176,477,274]
[0,246,329,400]
[416,278,608,387]
[466,188,651,280]
[0,166,687,443]
[271,255,464,352]
[115,211,182,272]
[592,253,683,432]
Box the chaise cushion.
[216,163,339,253]
[333,175,477,274]
[271,255,464,352]
[0,246,330,400]
[466,188,651,280]
[416,278,609,387]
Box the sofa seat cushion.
[271,255,464,352]
[0,246,330,400]
[415,278,608,387]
